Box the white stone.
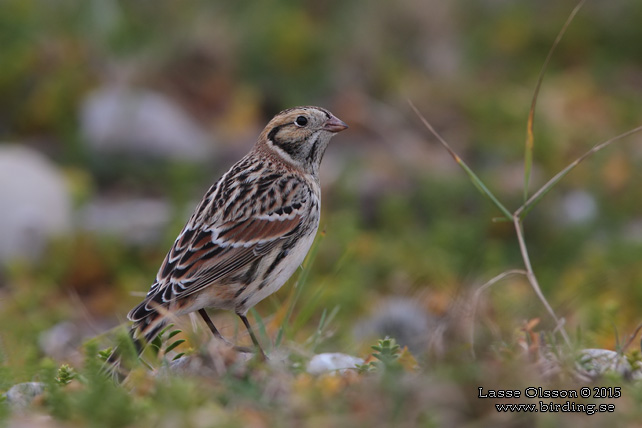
[576,348,631,377]
[560,190,598,225]
[0,146,71,263]
[80,85,213,161]
[78,197,171,244]
[306,352,364,375]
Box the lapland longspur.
[128,106,347,356]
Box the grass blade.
[249,308,269,349]
[274,232,324,346]
[307,305,340,352]
[168,329,182,339]
[165,339,185,354]
[409,100,512,220]
[523,0,587,202]
[516,125,642,217]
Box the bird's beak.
[323,115,348,133]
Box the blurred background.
[2,0,642,377]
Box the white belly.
[241,227,318,312]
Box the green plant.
[357,337,403,373]
[410,0,642,356]
[97,347,113,363]
[151,324,186,361]
[55,364,75,386]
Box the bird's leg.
[198,309,233,346]
[198,309,259,355]
[237,313,267,360]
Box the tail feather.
[107,314,167,369]
[128,288,172,345]
[132,314,168,345]
[105,294,173,380]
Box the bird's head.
[259,106,348,174]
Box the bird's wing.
[128,174,311,323]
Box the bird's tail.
[106,315,168,370]
[127,290,173,345]
[130,314,169,346]
[107,293,173,372]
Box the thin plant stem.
[411,0,642,357]
[621,322,642,353]
[409,100,512,220]
[470,269,528,357]
[513,215,571,346]
[411,102,573,348]
[516,125,642,218]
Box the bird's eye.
[294,116,308,127]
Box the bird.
[127,106,348,357]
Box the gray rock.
[78,196,171,244]
[38,321,81,361]
[80,85,213,161]
[4,382,45,411]
[0,146,72,264]
[5,414,58,428]
[559,190,598,225]
[622,219,642,243]
[353,297,434,354]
